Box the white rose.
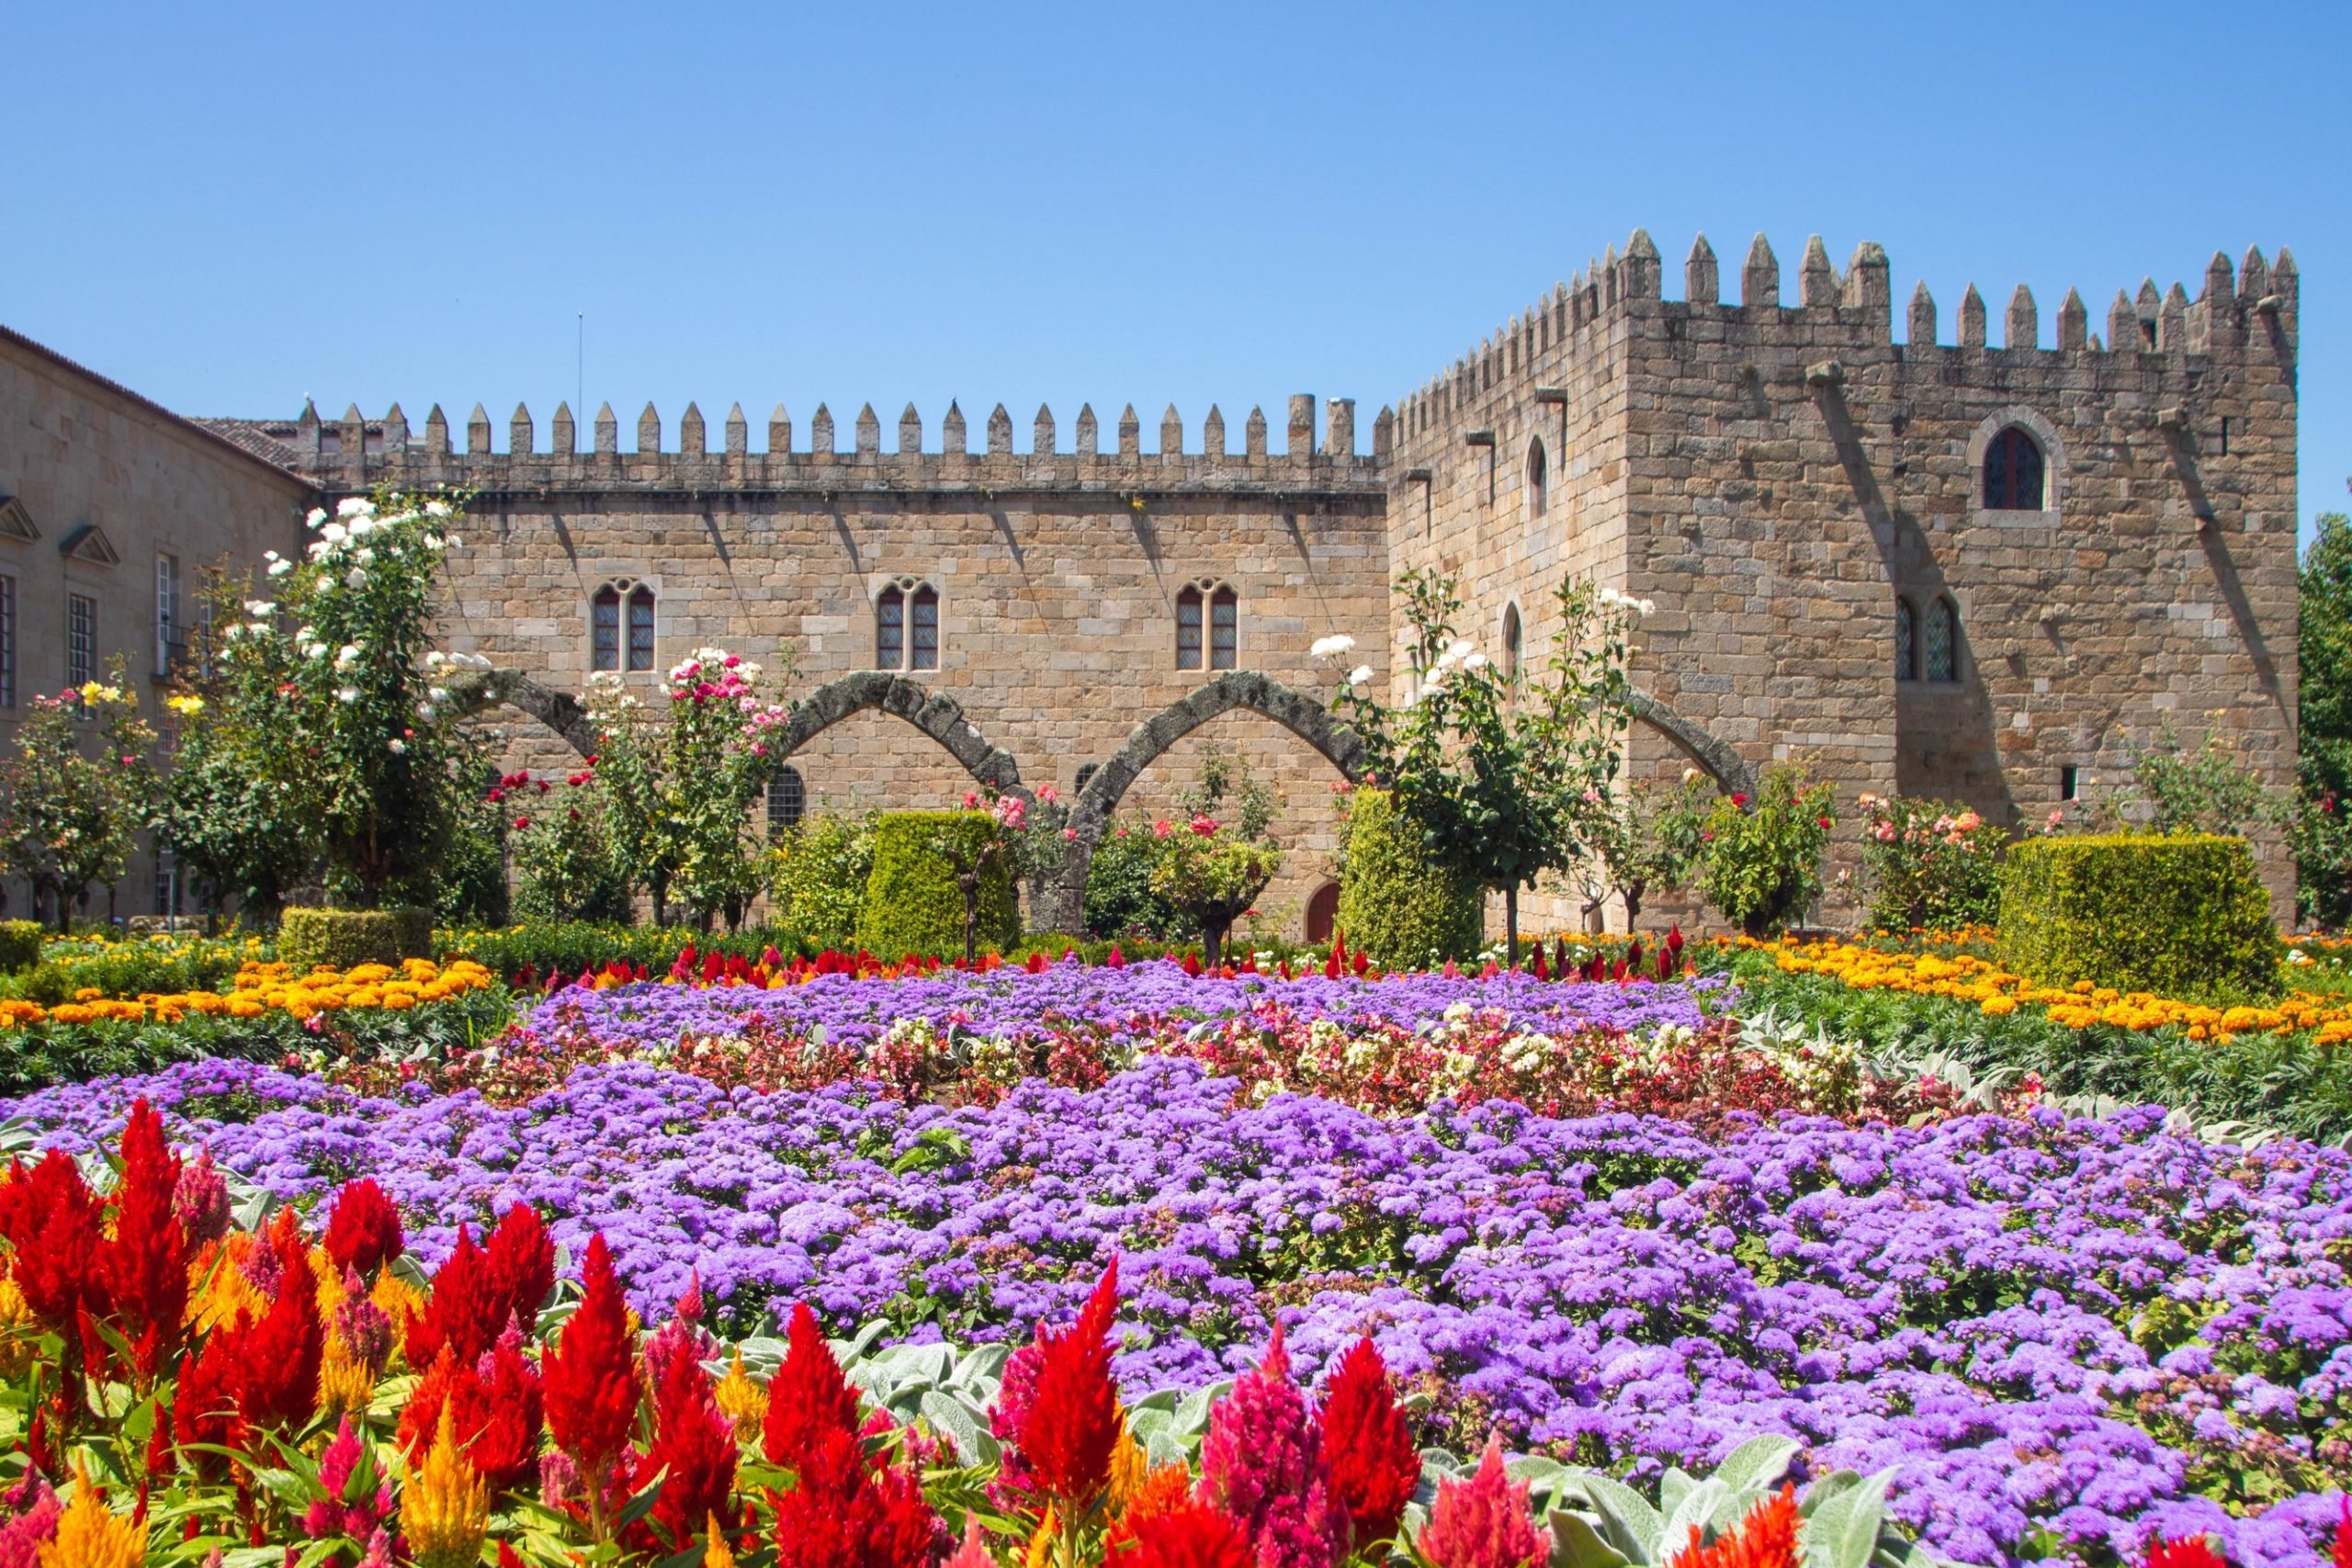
[1464,652,1489,670]
[1310,634,1357,661]
[1347,665,1373,686]
[267,559,293,578]
[345,568,368,588]
[305,509,327,529]
[354,547,374,566]
[335,497,372,518]
[320,522,347,545]
[244,600,272,616]
[387,738,407,754]
[336,686,359,703]
[425,501,451,517]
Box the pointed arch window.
[592,582,655,671]
[1894,597,1917,682]
[876,587,904,669]
[1209,586,1238,670]
[1526,438,1548,518]
[1925,596,1959,682]
[1501,603,1523,677]
[1176,587,1204,670]
[1984,426,2045,510]
[910,586,939,671]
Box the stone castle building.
[0,229,2302,932]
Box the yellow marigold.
[1978,996,2018,1017]
[39,1466,143,1568]
[403,1405,488,1568]
[714,1353,766,1441]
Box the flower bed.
[0,956,493,1026]
[8,1055,2350,1566]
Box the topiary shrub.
[0,922,44,974]
[854,811,1019,959]
[1336,787,1482,966]
[1996,832,2280,1003]
[278,907,435,972]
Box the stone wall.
[1387,230,2302,933]
[0,327,313,920]
[308,399,1394,936]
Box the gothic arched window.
[1894,597,1918,682]
[910,586,939,671]
[1209,585,1238,670]
[1925,596,1960,682]
[592,582,655,671]
[1527,438,1549,518]
[1983,426,2046,510]
[767,765,806,837]
[1501,602,1523,677]
[1176,587,1204,670]
[876,586,904,669]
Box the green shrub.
[769,812,878,950]
[278,907,433,972]
[1996,832,2280,1003]
[1080,820,1185,941]
[1856,795,2007,932]
[854,811,1019,959]
[0,922,44,974]
[2,936,260,1007]
[1336,788,1482,966]
[1701,763,1835,936]
[436,923,815,982]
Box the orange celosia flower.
[1670,1485,1800,1568]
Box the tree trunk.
[651,880,669,928]
[1505,885,1520,971]
[960,874,981,965]
[1625,883,1644,928]
[1202,920,1227,972]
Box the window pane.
[911,590,938,671]
[1502,605,1522,675]
[1528,441,1547,517]
[155,555,178,676]
[0,574,16,707]
[68,595,95,690]
[1176,592,1202,670]
[877,591,903,669]
[1926,599,1956,682]
[1984,427,2045,510]
[1210,589,1237,671]
[628,589,655,671]
[592,591,620,671]
[768,766,806,837]
[1894,600,1916,682]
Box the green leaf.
[1713,1436,1801,1496]
[1550,1511,1633,1568]
[1553,1473,1665,1566]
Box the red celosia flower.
[626,1300,740,1554]
[404,1204,551,1370]
[1671,1486,1799,1568]
[170,1335,242,1483]
[1125,1500,1256,1568]
[2144,1539,2227,1568]
[396,1333,546,1493]
[0,1150,110,1338]
[1018,1258,1124,1506]
[322,1179,403,1279]
[2332,1498,2351,1568]
[230,1210,326,1438]
[1418,1436,1544,1568]
[1198,1321,1342,1568]
[1317,1338,1419,1552]
[540,1235,640,1479]
[763,1302,863,1471]
[99,1099,187,1382]
[484,1203,556,1335]
[769,1425,937,1568]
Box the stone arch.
[1039,671,1366,931]
[771,671,1023,793]
[445,668,596,757]
[1965,405,2066,515]
[1626,688,1758,796]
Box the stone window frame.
[1174,578,1239,671]
[872,575,942,672]
[1526,436,1549,519]
[1499,599,1524,678]
[1965,407,2065,525]
[767,764,807,837]
[588,577,657,673]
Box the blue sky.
[7,1,2345,536]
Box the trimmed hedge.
[854,811,1020,959]
[1336,788,1483,967]
[1996,832,2280,1004]
[440,923,817,982]
[278,907,434,972]
[0,922,44,974]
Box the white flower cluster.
[1597,586,1657,616]
[300,496,462,586]
[422,650,493,672]
[1309,634,1356,661]
[1418,637,1487,695]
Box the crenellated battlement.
[228,392,1396,500]
[1395,227,2299,447]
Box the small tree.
[0,664,158,931]
[1568,773,1713,930]
[505,770,631,923]
[1147,816,1281,969]
[260,491,486,908]
[585,646,795,928]
[929,791,1065,963]
[1855,794,2006,932]
[1699,762,1836,936]
[1332,571,1642,968]
[2299,511,2352,925]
